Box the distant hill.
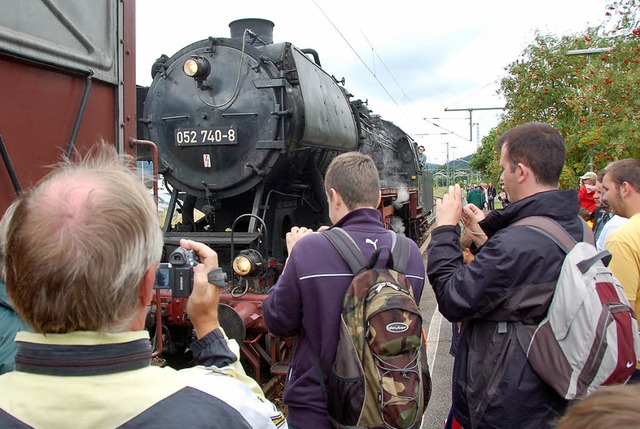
[424,162,440,170]
[427,154,473,170]
[447,154,473,170]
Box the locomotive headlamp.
[232,249,264,277]
[183,56,211,80]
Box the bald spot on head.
[34,174,111,261]
[4,143,164,333]
[46,174,104,224]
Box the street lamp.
[565,47,613,172]
[565,47,612,56]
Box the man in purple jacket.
[263,152,426,429]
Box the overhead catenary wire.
[445,79,501,110]
[359,29,414,105]
[310,0,497,152]
[310,0,401,107]
[422,118,469,141]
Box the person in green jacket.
[0,202,29,375]
[466,185,486,210]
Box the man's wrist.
[436,219,459,227]
[191,328,237,367]
[192,321,220,339]
[431,224,461,236]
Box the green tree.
[471,2,640,188]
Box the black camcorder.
[154,247,198,298]
[154,247,227,297]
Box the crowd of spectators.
[0,128,638,429]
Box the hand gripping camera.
[154,247,226,297]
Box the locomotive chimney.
[229,18,274,45]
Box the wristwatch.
[207,267,227,288]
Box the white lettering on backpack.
[387,322,409,333]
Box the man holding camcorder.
[0,143,285,429]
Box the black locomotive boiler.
[138,18,433,381]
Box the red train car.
[0,0,136,214]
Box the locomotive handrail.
[0,134,22,195]
[129,138,159,206]
[193,30,250,109]
[133,137,162,359]
[132,137,162,359]
[300,48,321,67]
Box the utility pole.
[445,142,450,186]
[474,123,480,147]
[444,107,505,141]
[565,47,612,172]
[451,146,456,185]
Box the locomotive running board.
[163,231,261,246]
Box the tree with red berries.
[471,1,639,188]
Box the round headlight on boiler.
[232,249,264,277]
[183,56,211,80]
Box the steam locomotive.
[138,19,433,381]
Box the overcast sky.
[136,0,609,164]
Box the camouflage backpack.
[322,227,431,429]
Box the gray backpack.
[514,216,640,399]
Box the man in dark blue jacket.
[263,152,426,429]
[427,122,582,429]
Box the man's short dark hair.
[602,158,640,192]
[495,122,566,186]
[324,152,380,210]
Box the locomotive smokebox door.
[142,33,282,199]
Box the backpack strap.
[323,227,368,273]
[323,227,411,274]
[513,216,609,274]
[391,232,411,273]
[512,216,595,251]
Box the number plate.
[175,126,237,146]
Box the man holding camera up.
[0,143,285,428]
[263,152,426,429]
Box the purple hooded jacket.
[263,208,426,429]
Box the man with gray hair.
[0,143,285,428]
